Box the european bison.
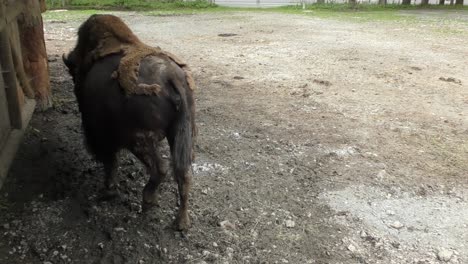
[62,14,196,231]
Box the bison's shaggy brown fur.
[68,14,195,96]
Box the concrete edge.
[0,98,36,190]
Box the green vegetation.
[43,1,468,25]
[45,0,468,11]
[43,9,106,20]
[300,3,468,11]
[45,0,217,10]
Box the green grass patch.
[275,4,468,23]
[42,2,468,25]
[43,9,109,21]
[45,0,217,10]
[300,3,468,11]
[432,26,467,35]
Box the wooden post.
[0,30,22,129]
[40,0,47,12]
[18,5,52,111]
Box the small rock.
[226,247,234,259]
[360,231,367,238]
[377,170,387,180]
[390,241,400,249]
[202,250,210,256]
[437,248,453,262]
[163,248,167,254]
[219,220,236,230]
[98,243,104,249]
[114,227,125,232]
[386,210,396,216]
[43,262,53,264]
[251,230,258,238]
[347,244,357,252]
[313,79,331,86]
[201,188,208,195]
[218,33,238,37]
[3,223,10,229]
[389,221,404,230]
[128,172,137,179]
[232,132,241,139]
[285,220,295,228]
[52,250,59,256]
[212,242,218,247]
[439,77,462,84]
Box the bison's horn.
[62,53,68,64]
[62,53,73,69]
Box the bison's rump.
[80,54,178,156]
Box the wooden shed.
[0,0,51,188]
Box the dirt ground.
[1,9,468,264]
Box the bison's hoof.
[141,200,158,212]
[142,192,158,212]
[176,213,191,231]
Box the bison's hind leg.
[97,152,120,201]
[130,132,168,211]
[173,167,192,231]
[167,136,192,231]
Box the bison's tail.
[169,77,194,175]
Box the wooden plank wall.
[0,64,11,151]
[0,22,23,129]
[0,0,48,189]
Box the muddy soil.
[1,10,468,264]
